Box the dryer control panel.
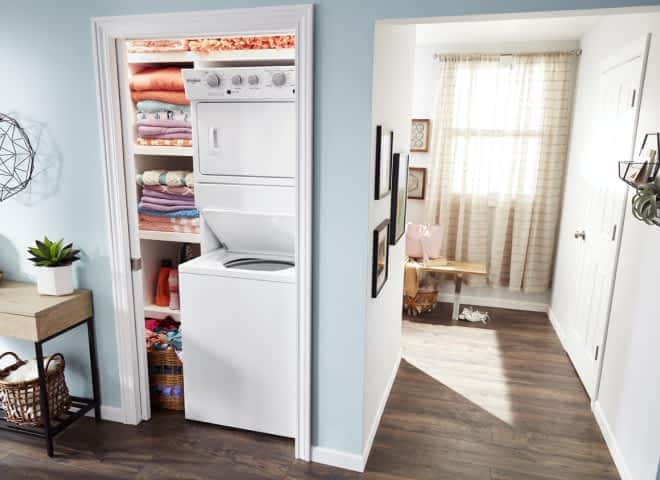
[183,66,296,101]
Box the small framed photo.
[407,167,427,200]
[389,153,409,245]
[372,220,390,298]
[410,119,431,152]
[375,126,394,200]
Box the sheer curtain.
[424,53,576,292]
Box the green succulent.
[27,237,81,267]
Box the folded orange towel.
[131,90,190,105]
[130,67,185,92]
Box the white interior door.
[563,36,649,398]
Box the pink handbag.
[406,224,444,262]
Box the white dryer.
[179,66,297,438]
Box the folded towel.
[139,195,195,207]
[137,125,192,137]
[142,185,195,196]
[139,213,200,226]
[137,170,194,187]
[138,207,200,218]
[127,39,188,53]
[142,189,195,202]
[136,113,190,124]
[136,137,192,148]
[136,100,191,113]
[140,132,193,140]
[130,67,185,92]
[139,201,197,212]
[132,90,189,105]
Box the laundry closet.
[115,34,298,438]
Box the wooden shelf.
[144,304,181,322]
[127,48,295,64]
[133,145,193,157]
[139,230,200,244]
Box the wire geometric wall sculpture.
[0,113,35,202]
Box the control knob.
[247,74,260,86]
[206,73,221,88]
[231,75,243,86]
[272,72,287,87]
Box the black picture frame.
[372,219,390,298]
[374,126,394,200]
[389,153,409,245]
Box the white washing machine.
[179,66,297,437]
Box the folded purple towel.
[136,119,191,128]
[138,200,197,212]
[139,195,195,207]
[138,126,192,136]
[142,189,195,201]
[138,132,193,140]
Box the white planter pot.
[37,265,74,296]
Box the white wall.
[552,12,660,480]
[409,40,579,310]
[362,23,416,469]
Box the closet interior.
[117,34,296,415]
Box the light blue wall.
[0,0,657,455]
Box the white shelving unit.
[133,145,193,157]
[144,304,182,323]
[127,48,295,64]
[139,230,200,244]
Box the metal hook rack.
[618,132,660,227]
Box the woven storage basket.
[0,352,71,427]
[148,347,184,411]
[404,290,438,316]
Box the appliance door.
[180,271,296,438]
[196,101,296,178]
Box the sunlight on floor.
[402,320,515,426]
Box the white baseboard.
[437,293,548,313]
[547,307,568,351]
[311,352,401,473]
[361,351,401,470]
[85,404,124,423]
[592,400,632,480]
[310,446,364,472]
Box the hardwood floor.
[0,303,618,479]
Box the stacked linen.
[130,67,192,147]
[137,170,199,234]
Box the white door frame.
[91,4,313,461]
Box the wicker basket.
[0,352,71,427]
[404,290,439,316]
[148,348,184,411]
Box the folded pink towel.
[138,132,193,140]
[136,119,191,128]
[142,189,195,201]
[142,185,195,196]
[139,200,197,212]
[138,126,192,136]
[139,195,195,207]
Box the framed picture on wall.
[389,153,409,245]
[372,220,390,298]
[410,119,431,152]
[375,125,394,200]
[407,167,427,200]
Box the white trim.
[85,405,125,423]
[311,447,365,473]
[592,400,632,480]
[547,307,568,352]
[361,351,401,471]
[91,4,313,461]
[437,293,549,313]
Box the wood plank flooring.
[0,303,618,479]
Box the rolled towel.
[137,170,194,187]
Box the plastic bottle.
[169,268,180,310]
[155,259,172,307]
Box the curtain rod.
[433,49,582,60]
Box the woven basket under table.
[148,348,184,411]
[404,290,439,316]
[0,352,71,427]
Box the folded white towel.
[2,356,62,384]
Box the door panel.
[196,102,296,178]
[563,38,649,397]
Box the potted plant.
[27,237,81,296]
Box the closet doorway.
[92,6,313,461]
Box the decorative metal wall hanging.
[0,113,35,202]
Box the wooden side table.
[0,281,101,457]
[411,260,487,320]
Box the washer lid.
[203,208,294,256]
